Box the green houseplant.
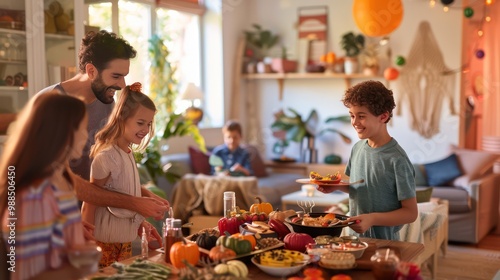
[340,32,365,74]
[271,108,352,163]
[135,35,206,186]
[244,24,279,60]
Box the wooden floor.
[419,229,500,280]
[450,230,500,251]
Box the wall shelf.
[243,72,384,100]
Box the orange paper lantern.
[353,0,404,37]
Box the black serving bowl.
[284,213,353,238]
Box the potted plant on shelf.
[359,42,380,76]
[340,32,365,74]
[244,24,279,73]
[271,46,298,73]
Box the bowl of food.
[251,249,310,277]
[331,241,368,259]
[284,213,353,238]
[67,243,102,274]
[319,251,356,270]
[305,243,331,262]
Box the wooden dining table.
[85,237,424,279]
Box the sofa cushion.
[243,144,269,178]
[257,173,303,209]
[426,186,470,213]
[188,146,211,175]
[453,147,499,180]
[413,164,428,186]
[424,154,463,186]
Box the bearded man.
[37,31,169,233]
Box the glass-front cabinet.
[0,2,28,114]
[0,0,84,114]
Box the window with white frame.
[84,0,222,128]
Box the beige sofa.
[413,148,500,244]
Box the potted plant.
[271,108,352,163]
[340,32,365,74]
[271,108,318,163]
[244,24,279,73]
[271,46,298,73]
[359,42,380,76]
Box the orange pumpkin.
[353,0,404,37]
[304,267,323,277]
[170,241,200,268]
[231,233,257,250]
[249,197,273,214]
[208,244,237,261]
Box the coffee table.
[281,190,349,211]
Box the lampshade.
[179,83,204,101]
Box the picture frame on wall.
[297,6,328,72]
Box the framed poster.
[297,6,328,71]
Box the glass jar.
[370,248,400,280]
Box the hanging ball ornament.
[395,56,406,66]
[464,7,474,18]
[475,49,485,59]
[384,67,400,81]
[352,0,404,37]
[441,0,455,5]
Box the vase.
[363,65,379,76]
[344,57,358,74]
[301,136,318,163]
[271,58,298,73]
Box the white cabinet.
[0,0,84,113]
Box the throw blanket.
[171,174,259,223]
[400,201,448,243]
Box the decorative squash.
[283,232,314,253]
[170,240,200,268]
[231,233,257,250]
[268,209,286,222]
[249,197,273,215]
[209,244,237,261]
[216,234,253,255]
[196,231,218,250]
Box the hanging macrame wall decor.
[397,21,457,139]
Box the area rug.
[420,245,500,280]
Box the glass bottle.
[223,191,236,218]
[141,227,148,259]
[164,219,183,263]
[370,248,400,280]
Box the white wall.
[222,0,463,164]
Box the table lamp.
[180,82,204,125]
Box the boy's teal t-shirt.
[345,138,416,240]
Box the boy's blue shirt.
[210,144,253,175]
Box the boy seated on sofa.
[209,120,253,177]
